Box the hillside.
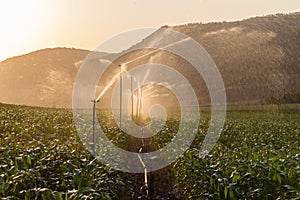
[0,48,91,107]
[0,13,299,107]
[125,12,300,104]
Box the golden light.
[0,0,50,61]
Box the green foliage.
[0,104,299,199]
[0,104,127,199]
[174,111,300,199]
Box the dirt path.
[125,136,182,199]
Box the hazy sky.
[0,0,299,61]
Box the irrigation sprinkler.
[131,76,134,120]
[139,85,143,121]
[136,86,140,122]
[119,64,123,129]
[96,58,155,196]
[126,73,136,121]
[91,99,100,156]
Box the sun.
[0,0,49,61]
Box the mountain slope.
[0,13,299,108]
[126,12,300,104]
[0,48,91,107]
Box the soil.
[124,136,182,199]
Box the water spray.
[95,37,191,102]
[91,36,193,197]
[119,64,123,129]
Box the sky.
[0,0,299,62]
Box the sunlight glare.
[0,0,49,61]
